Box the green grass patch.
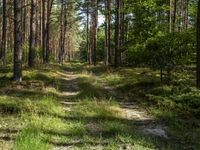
[14,126,50,150]
[71,99,123,119]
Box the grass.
[14,126,50,150]
[0,62,199,149]
[0,64,64,149]
[71,99,122,118]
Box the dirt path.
[57,71,80,111]
[53,69,168,149]
[120,102,168,139]
[63,70,168,137]
[98,75,168,139]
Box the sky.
[98,14,105,26]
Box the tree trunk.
[21,0,26,44]
[45,0,54,63]
[86,0,90,63]
[1,0,7,65]
[172,0,177,32]
[105,0,111,65]
[108,0,111,64]
[29,0,36,67]
[13,0,23,82]
[42,0,46,63]
[115,0,121,67]
[169,0,172,32]
[59,0,64,64]
[91,0,98,65]
[62,5,67,63]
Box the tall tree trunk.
[59,0,64,64]
[42,0,46,63]
[1,0,7,65]
[13,0,23,82]
[115,0,121,67]
[86,0,90,63]
[105,0,108,65]
[89,17,92,65]
[184,0,189,30]
[105,0,111,65]
[21,0,26,44]
[91,0,98,65]
[45,0,54,63]
[197,0,200,88]
[172,0,177,32]
[40,0,43,46]
[35,0,39,45]
[108,0,111,64]
[62,4,67,63]
[169,0,172,32]
[120,0,125,63]
[29,0,36,67]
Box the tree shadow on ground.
[0,89,59,100]
[49,141,109,147]
[69,77,110,101]
[0,67,12,74]
[0,135,15,141]
[0,103,21,115]
[0,76,12,88]
[56,78,79,93]
[24,73,56,86]
[86,65,111,76]
[0,128,19,143]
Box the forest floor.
[0,62,200,150]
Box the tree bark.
[91,0,98,65]
[105,0,111,65]
[29,0,36,67]
[172,0,177,32]
[86,0,90,63]
[13,0,23,82]
[1,0,7,65]
[115,0,121,67]
[21,0,26,44]
[45,0,54,63]
[59,0,64,64]
[42,0,46,63]
[62,4,67,63]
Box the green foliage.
[145,31,195,70]
[35,46,43,63]
[127,44,145,65]
[22,42,29,63]
[96,27,106,61]
[5,52,13,65]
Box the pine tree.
[13,0,23,82]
